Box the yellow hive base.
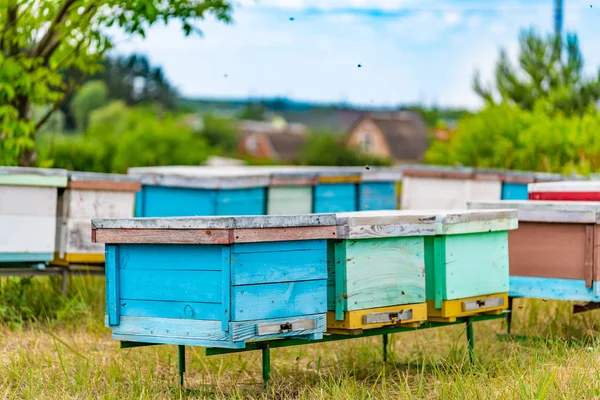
[327,303,427,335]
[52,253,105,266]
[427,292,508,322]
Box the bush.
[299,133,391,167]
[425,101,600,175]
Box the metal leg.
[178,345,186,387]
[507,297,514,334]
[466,317,475,365]
[61,269,68,295]
[262,345,271,390]
[382,334,388,363]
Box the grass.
[3,276,600,399]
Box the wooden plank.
[134,185,217,217]
[92,213,336,230]
[501,182,529,200]
[112,316,230,342]
[0,216,57,253]
[68,180,141,192]
[270,176,317,186]
[232,239,325,254]
[230,314,326,342]
[468,200,600,223]
[314,183,358,213]
[358,182,396,211]
[116,244,225,271]
[231,280,327,321]
[334,240,347,320]
[0,252,54,263]
[62,253,105,264]
[443,231,510,299]
[401,176,470,210]
[231,245,327,285]
[0,173,67,187]
[318,176,360,184]
[221,247,231,331]
[509,276,599,301]
[585,226,594,288]
[0,186,57,215]
[231,226,337,243]
[326,303,427,331]
[93,229,231,244]
[508,223,588,280]
[595,226,600,297]
[530,192,600,201]
[215,188,266,216]
[120,299,223,321]
[336,210,437,239]
[120,269,222,303]
[343,237,426,311]
[105,245,120,326]
[267,186,313,215]
[426,292,508,319]
[529,181,600,193]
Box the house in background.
[237,118,308,163]
[347,111,428,164]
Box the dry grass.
[2,276,600,399]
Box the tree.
[0,0,232,166]
[238,102,266,121]
[474,28,600,116]
[70,80,108,131]
[198,114,238,152]
[299,133,391,167]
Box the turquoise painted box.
[92,214,337,349]
[313,169,360,213]
[128,166,269,217]
[327,210,436,332]
[358,168,402,211]
[425,209,518,321]
[0,167,68,265]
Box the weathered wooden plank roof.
[0,167,68,187]
[127,166,270,189]
[468,200,600,224]
[92,213,336,230]
[529,181,600,193]
[68,171,140,183]
[335,210,437,238]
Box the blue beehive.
[92,214,337,349]
[313,168,361,213]
[128,166,270,217]
[358,168,402,211]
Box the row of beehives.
[92,208,516,348]
[0,164,587,267]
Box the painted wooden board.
[335,210,437,239]
[314,183,358,213]
[501,182,529,200]
[468,200,600,223]
[267,186,313,215]
[509,276,600,301]
[216,188,265,216]
[425,231,510,305]
[56,189,136,261]
[433,209,518,235]
[230,314,325,342]
[360,168,403,183]
[0,186,58,259]
[358,182,396,211]
[326,303,427,331]
[426,292,508,321]
[128,166,270,189]
[135,185,217,217]
[529,181,600,201]
[334,237,426,313]
[0,167,67,187]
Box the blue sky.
[114,0,600,109]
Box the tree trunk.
[16,95,37,167]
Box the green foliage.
[31,105,65,134]
[425,102,600,174]
[299,133,391,167]
[197,114,238,153]
[238,102,266,121]
[0,0,233,166]
[45,102,212,173]
[70,80,109,131]
[474,28,600,116]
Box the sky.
[113,0,600,110]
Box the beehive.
[358,168,402,211]
[326,210,435,333]
[93,214,337,348]
[425,209,517,321]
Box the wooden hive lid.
[528,181,600,193]
[432,209,518,235]
[92,213,337,244]
[127,166,270,189]
[0,167,68,187]
[360,167,403,182]
[335,210,437,239]
[67,171,141,192]
[402,165,474,180]
[468,200,600,224]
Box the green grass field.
[2,276,600,399]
